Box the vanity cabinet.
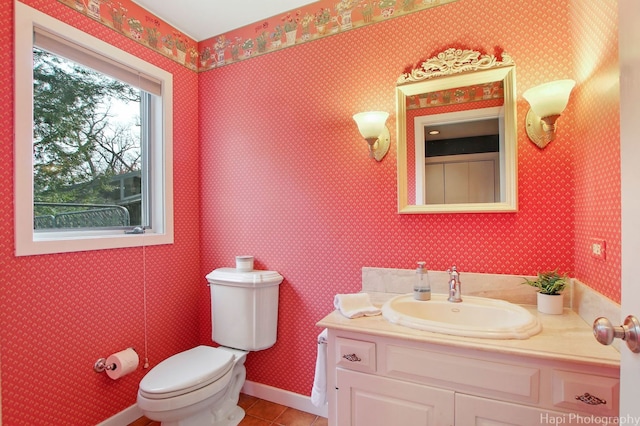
[336,369,454,425]
[326,330,619,426]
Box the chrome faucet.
[447,266,462,303]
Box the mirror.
[396,48,517,213]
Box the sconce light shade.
[353,111,390,161]
[353,111,389,139]
[523,79,575,118]
[523,79,575,149]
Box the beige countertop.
[317,303,620,369]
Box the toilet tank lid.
[206,268,283,287]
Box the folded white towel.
[311,329,328,407]
[334,293,381,319]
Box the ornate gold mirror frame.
[396,48,517,213]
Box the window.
[15,3,173,256]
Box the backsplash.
[361,266,621,344]
[363,266,539,305]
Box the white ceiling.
[132,0,319,41]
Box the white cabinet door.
[456,394,611,426]
[467,160,496,203]
[336,369,454,426]
[425,163,445,204]
[424,158,497,204]
[443,162,469,204]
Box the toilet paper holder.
[93,357,116,373]
[93,347,138,374]
[93,347,140,380]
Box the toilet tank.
[205,268,283,351]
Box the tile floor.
[129,393,328,426]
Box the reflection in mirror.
[417,108,503,205]
[396,48,517,213]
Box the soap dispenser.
[413,261,431,301]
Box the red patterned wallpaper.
[0,0,620,424]
[571,0,621,303]
[199,0,619,398]
[1,0,201,424]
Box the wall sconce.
[353,111,390,161]
[523,79,576,149]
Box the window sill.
[16,230,173,256]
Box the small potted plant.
[282,11,300,46]
[200,46,211,67]
[315,8,332,34]
[127,18,143,39]
[522,270,568,315]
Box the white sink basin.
[381,293,542,339]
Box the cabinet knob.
[593,315,640,353]
[575,393,607,406]
[342,353,362,362]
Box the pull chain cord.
[142,237,149,369]
[138,70,149,369]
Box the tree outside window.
[32,47,145,229]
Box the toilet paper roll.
[105,348,139,380]
[236,256,254,272]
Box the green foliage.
[32,48,141,207]
[522,270,568,295]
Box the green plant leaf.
[521,270,568,295]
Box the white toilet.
[137,267,283,426]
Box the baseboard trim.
[241,380,328,418]
[96,382,327,424]
[96,403,143,426]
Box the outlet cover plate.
[591,238,606,260]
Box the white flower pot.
[537,292,564,315]
[285,30,297,46]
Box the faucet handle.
[448,265,459,277]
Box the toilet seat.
[139,346,234,399]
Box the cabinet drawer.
[552,370,619,416]
[384,345,539,404]
[336,337,376,373]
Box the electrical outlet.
[591,238,606,260]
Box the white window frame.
[14,2,173,256]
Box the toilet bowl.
[137,346,247,426]
[137,268,283,426]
